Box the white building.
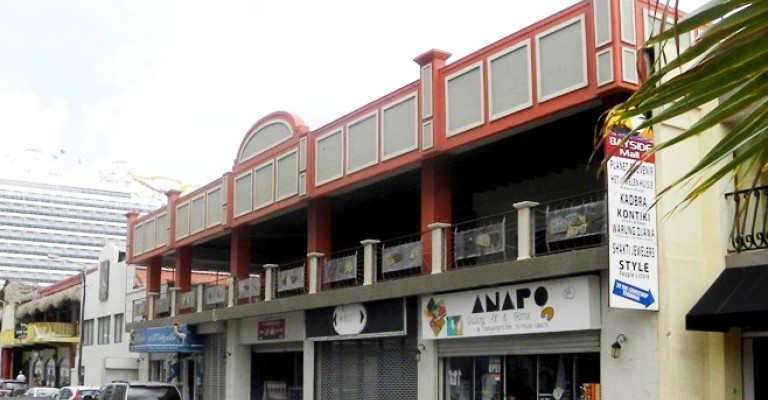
[79,243,139,386]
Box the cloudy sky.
[0,0,708,188]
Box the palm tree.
[597,0,768,209]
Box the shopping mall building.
[126,0,767,399]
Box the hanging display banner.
[278,266,305,292]
[324,253,358,283]
[421,275,600,339]
[454,221,506,260]
[382,241,422,273]
[604,115,659,311]
[129,324,203,353]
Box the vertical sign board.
[605,116,659,310]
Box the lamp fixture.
[611,333,627,359]
[415,343,426,362]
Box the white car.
[54,386,100,400]
[22,387,60,398]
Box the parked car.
[84,381,181,400]
[54,386,100,400]
[0,379,28,397]
[22,387,60,398]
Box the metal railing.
[379,233,424,281]
[323,247,364,289]
[533,191,607,256]
[727,185,768,252]
[274,260,308,299]
[137,191,615,318]
[450,211,518,270]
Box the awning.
[686,265,768,332]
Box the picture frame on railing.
[205,285,227,306]
[238,276,262,299]
[179,291,196,310]
[545,200,606,243]
[278,266,305,292]
[454,220,506,260]
[324,253,358,283]
[382,241,422,273]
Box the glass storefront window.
[446,357,473,400]
[444,353,598,400]
[475,356,503,400]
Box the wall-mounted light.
[415,343,426,362]
[611,333,627,359]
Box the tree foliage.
[595,0,768,210]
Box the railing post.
[146,293,157,321]
[307,253,324,294]
[428,222,450,274]
[361,239,380,285]
[227,277,236,307]
[514,201,540,260]
[263,264,278,301]
[169,287,180,317]
[196,284,204,312]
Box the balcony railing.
[144,191,610,320]
[727,185,768,252]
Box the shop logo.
[424,298,447,336]
[333,303,367,335]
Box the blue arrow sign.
[613,279,655,307]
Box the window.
[114,313,124,343]
[444,353,600,400]
[82,319,94,346]
[97,316,111,345]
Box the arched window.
[58,358,70,387]
[45,358,56,387]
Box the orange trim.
[127,0,678,265]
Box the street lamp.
[47,254,91,385]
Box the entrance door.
[745,336,768,400]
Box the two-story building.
[125,0,760,399]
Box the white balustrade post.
[514,201,540,260]
[227,277,236,307]
[307,253,325,294]
[196,284,204,312]
[169,287,180,317]
[263,264,278,301]
[361,239,380,285]
[146,293,157,321]
[428,222,451,274]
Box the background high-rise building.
[0,149,167,285]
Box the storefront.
[686,264,768,400]
[306,297,418,400]
[422,275,602,400]
[240,312,305,400]
[129,323,203,400]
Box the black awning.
[686,265,768,332]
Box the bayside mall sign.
[604,115,659,311]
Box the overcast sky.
[0,0,708,188]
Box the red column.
[230,227,251,279]
[307,198,331,289]
[307,198,331,254]
[420,157,452,273]
[1,348,11,379]
[147,256,162,294]
[174,246,192,292]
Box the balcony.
[138,191,608,321]
[727,185,768,252]
[0,322,78,347]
